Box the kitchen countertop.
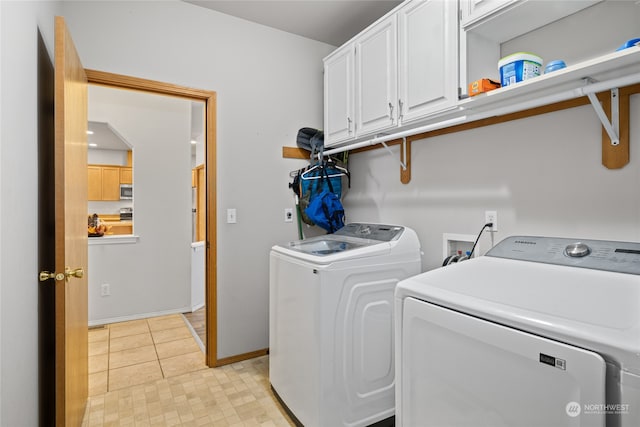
[88,235,139,245]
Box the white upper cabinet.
[321,0,634,152]
[324,44,355,145]
[397,0,459,124]
[461,0,516,28]
[324,0,459,147]
[354,15,398,136]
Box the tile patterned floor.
[84,314,295,426]
[88,314,206,396]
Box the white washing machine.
[270,223,422,427]
[395,235,640,427]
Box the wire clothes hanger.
[300,160,349,180]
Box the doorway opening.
[86,69,218,368]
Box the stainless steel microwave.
[120,184,133,200]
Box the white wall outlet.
[101,283,110,297]
[485,210,498,231]
[284,208,293,223]
[227,208,237,224]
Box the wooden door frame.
[85,69,219,366]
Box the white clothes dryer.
[395,235,640,427]
[270,223,422,427]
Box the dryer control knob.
[565,242,591,258]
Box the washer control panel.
[564,242,591,258]
[335,223,405,242]
[487,236,640,275]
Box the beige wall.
[0,1,62,424]
[61,0,334,358]
[344,2,640,270]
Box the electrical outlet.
[227,208,237,224]
[485,210,498,232]
[101,283,110,297]
[284,208,293,223]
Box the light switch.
[227,208,237,224]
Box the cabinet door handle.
[347,117,352,133]
[389,102,394,123]
[398,99,404,122]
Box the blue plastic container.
[544,60,567,74]
[616,38,640,51]
[498,52,543,87]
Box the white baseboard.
[89,306,192,327]
[190,302,205,312]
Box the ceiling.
[87,121,132,151]
[184,0,403,46]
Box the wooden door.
[54,15,89,426]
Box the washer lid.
[285,235,368,256]
[273,233,393,264]
[396,255,640,376]
[272,223,416,264]
[334,223,406,242]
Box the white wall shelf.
[317,46,640,176]
[459,46,640,113]
[285,6,640,182]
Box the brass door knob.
[65,267,84,279]
[39,271,65,282]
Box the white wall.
[88,148,129,166]
[345,100,640,270]
[0,1,61,425]
[62,0,333,358]
[343,2,640,272]
[88,85,192,324]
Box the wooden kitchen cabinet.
[88,166,102,200]
[88,165,122,201]
[193,164,206,242]
[120,167,132,184]
[101,167,120,200]
[99,214,133,235]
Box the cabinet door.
[324,44,355,146]
[101,167,120,201]
[87,166,102,201]
[461,0,516,27]
[355,15,398,136]
[397,0,458,124]
[120,167,132,184]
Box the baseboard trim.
[215,348,269,367]
[88,306,192,327]
[190,302,205,312]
